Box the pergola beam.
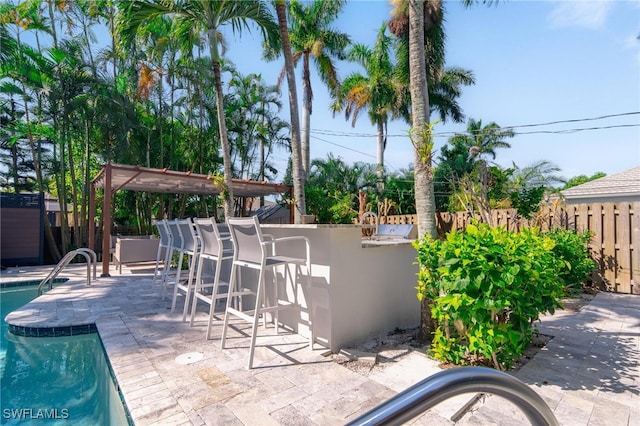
[90,162,292,276]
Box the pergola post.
[101,163,112,277]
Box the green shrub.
[414,222,565,370]
[545,229,596,296]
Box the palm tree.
[391,2,475,126]
[226,70,284,181]
[427,66,475,123]
[336,23,399,191]
[405,0,437,240]
[443,118,514,224]
[267,0,350,178]
[0,2,63,260]
[274,0,306,223]
[308,154,377,195]
[390,0,478,239]
[117,0,278,220]
[451,118,514,162]
[306,154,377,223]
[510,160,565,192]
[388,0,442,343]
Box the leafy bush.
[304,187,358,224]
[414,222,565,370]
[545,229,596,296]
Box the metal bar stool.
[190,217,234,339]
[220,216,312,369]
[153,219,173,284]
[171,218,199,321]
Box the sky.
[224,0,640,183]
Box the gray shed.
[560,166,640,204]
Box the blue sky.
[225,0,640,182]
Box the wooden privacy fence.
[381,202,640,295]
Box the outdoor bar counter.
[259,224,420,353]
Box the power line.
[504,112,640,130]
[276,111,639,173]
[311,111,640,139]
[309,134,377,159]
[516,123,640,135]
[309,135,406,173]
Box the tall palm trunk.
[301,53,312,178]
[9,99,20,192]
[21,93,62,261]
[82,118,91,245]
[66,119,81,248]
[47,1,71,253]
[409,0,438,343]
[13,27,61,261]
[276,1,306,223]
[376,120,385,194]
[409,0,437,240]
[19,25,62,260]
[209,31,234,219]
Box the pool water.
[0,286,131,425]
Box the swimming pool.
[0,284,131,425]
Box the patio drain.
[175,352,204,365]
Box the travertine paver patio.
[2,264,639,425]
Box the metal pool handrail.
[38,248,97,295]
[346,366,559,426]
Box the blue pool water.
[0,285,131,425]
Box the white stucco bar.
[260,224,420,353]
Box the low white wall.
[260,224,420,352]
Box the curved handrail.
[346,366,559,426]
[75,248,97,280]
[38,248,96,295]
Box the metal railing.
[346,366,559,426]
[38,248,97,295]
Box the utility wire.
[311,111,640,139]
[279,112,638,174]
[515,123,640,135]
[310,134,377,159]
[503,111,640,130]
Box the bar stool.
[190,217,234,339]
[163,219,185,300]
[220,216,312,369]
[171,218,199,321]
[152,219,173,284]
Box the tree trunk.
[209,33,234,220]
[66,120,81,248]
[409,0,438,343]
[301,52,312,178]
[17,25,62,261]
[376,119,385,194]
[409,0,437,241]
[276,1,306,223]
[20,87,61,261]
[417,297,438,342]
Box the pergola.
[89,162,292,276]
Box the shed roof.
[91,163,291,198]
[561,166,640,200]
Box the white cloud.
[547,0,613,30]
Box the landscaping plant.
[545,228,596,296]
[414,222,565,370]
